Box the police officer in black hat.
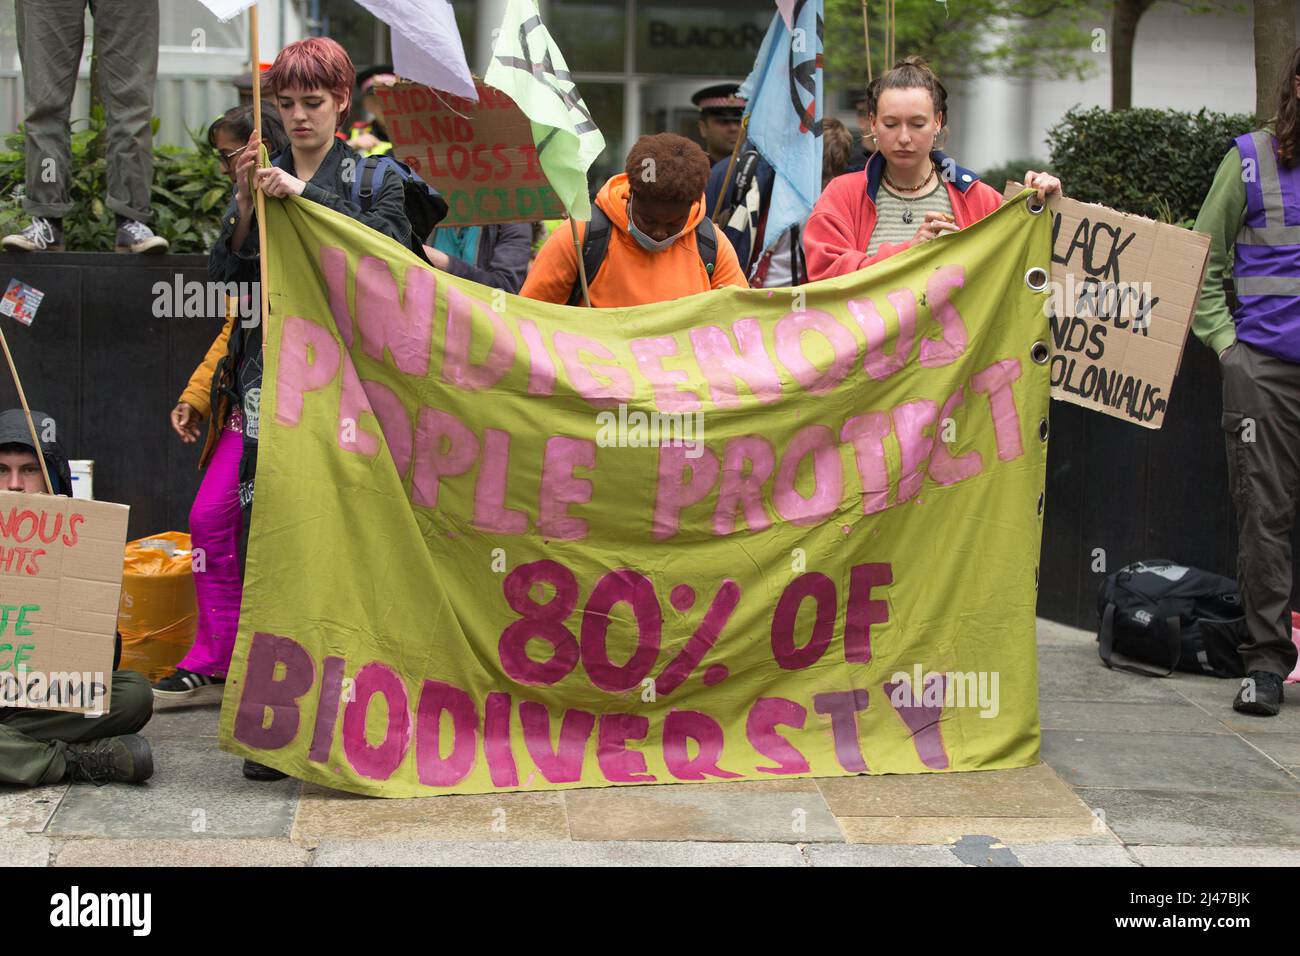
[692,83,746,165]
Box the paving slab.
[1239,733,1300,767]
[816,763,1089,818]
[52,838,310,866]
[46,736,298,839]
[1039,700,1229,735]
[1170,679,1300,734]
[1041,731,1300,793]
[1036,619,1096,647]
[1036,646,1187,704]
[311,839,807,866]
[836,815,1112,845]
[564,779,842,843]
[141,701,223,738]
[0,783,67,832]
[1005,843,1138,866]
[1075,787,1300,847]
[805,843,969,866]
[0,829,51,866]
[291,783,568,845]
[1130,845,1300,866]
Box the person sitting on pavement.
[0,409,154,787]
[424,222,533,293]
[521,133,748,308]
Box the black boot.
[65,734,154,784]
[1233,671,1284,717]
[242,759,288,781]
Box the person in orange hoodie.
[521,133,748,307]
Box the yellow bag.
[117,532,198,681]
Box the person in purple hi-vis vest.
[1193,45,1300,717]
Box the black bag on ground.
[1096,560,1247,678]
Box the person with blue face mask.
[522,133,749,308]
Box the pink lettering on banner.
[554,332,633,408]
[360,378,414,479]
[653,580,742,696]
[473,428,528,534]
[321,246,355,347]
[233,631,315,750]
[714,436,775,535]
[580,569,662,692]
[338,359,379,456]
[772,425,842,524]
[971,359,1025,461]
[537,437,595,540]
[850,289,917,380]
[414,679,479,786]
[844,563,892,664]
[653,446,720,539]
[597,713,656,783]
[274,316,340,428]
[519,701,596,783]
[929,387,983,486]
[919,264,968,367]
[411,408,479,509]
[355,257,435,376]
[840,412,891,515]
[813,689,870,773]
[517,319,556,396]
[747,697,811,775]
[341,662,411,780]
[442,286,517,390]
[883,676,951,770]
[663,710,742,780]
[771,572,837,670]
[688,319,782,408]
[629,336,702,412]
[892,399,938,503]
[773,309,858,395]
[483,691,519,788]
[498,560,580,686]
[307,655,346,763]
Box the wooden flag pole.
[250,3,272,344]
[0,325,52,494]
[862,1,873,83]
[710,113,750,224]
[569,218,592,307]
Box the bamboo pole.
[710,113,750,224]
[569,218,591,307]
[250,4,271,347]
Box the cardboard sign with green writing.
[0,492,129,714]
[375,79,565,227]
[1003,184,1211,429]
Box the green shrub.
[979,157,1050,192]
[1046,106,1254,223]
[0,111,230,253]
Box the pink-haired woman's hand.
[254,166,306,199]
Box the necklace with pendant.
[885,164,935,225]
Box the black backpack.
[566,205,718,305]
[272,150,449,264]
[348,154,448,264]
[1096,560,1247,678]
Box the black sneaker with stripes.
[152,668,226,701]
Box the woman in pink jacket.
[804,57,1062,281]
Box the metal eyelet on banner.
[1025,267,1049,291]
[1027,198,1045,215]
[1030,341,1050,364]
[1038,418,1050,442]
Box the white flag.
[194,0,257,22]
[354,0,477,102]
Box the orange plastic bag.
[117,532,198,681]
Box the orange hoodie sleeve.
[709,228,749,290]
[178,310,235,420]
[520,221,582,305]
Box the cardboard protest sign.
[374,79,566,227]
[1004,185,1211,429]
[218,191,1054,797]
[0,492,129,714]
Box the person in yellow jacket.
[346,64,395,157]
